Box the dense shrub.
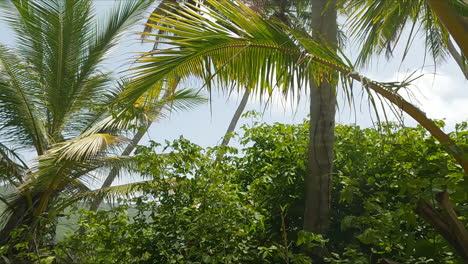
[49,119,467,263]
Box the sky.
[0,0,467,185]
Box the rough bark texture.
[303,0,337,238]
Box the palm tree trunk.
[447,38,468,80]
[305,81,336,236]
[309,55,468,174]
[425,0,468,56]
[220,90,250,147]
[415,192,468,262]
[303,0,338,241]
[313,56,468,261]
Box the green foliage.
[52,118,466,263]
[331,123,466,263]
[59,137,310,263]
[0,0,158,249]
[0,0,205,257]
[126,0,351,105]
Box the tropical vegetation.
[0,0,202,261]
[0,0,466,263]
[10,117,466,263]
[125,0,468,261]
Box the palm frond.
[6,0,97,140]
[449,0,468,17]
[46,133,129,163]
[80,0,156,77]
[141,0,179,47]
[128,0,444,124]
[341,0,450,66]
[8,154,135,218]
[83,77,206,135]
[2,0,156,143]
[152,88,207,120]
[59,0,155,139]
[123,0,349,106]
[0,142,27,186]
[25,155,135,191]
[0,44,46,153]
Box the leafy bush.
[58,137,310,263]
[53,119,466,263]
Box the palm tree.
[139,1,338,245]
[125,0,468,259]
[0,0,159,258]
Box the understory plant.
[52,118,466,264]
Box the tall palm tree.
[125,0,468,259]
[0,0,160,258]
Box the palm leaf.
[79,0,156,80]
[46,133,129,163]
[82,78,206,135]
[341,0,450,66]
[123,0,349,106]
[0,142,27,186]
[6,154,136,220]
[0,44,46,153]
[1,0,157,143]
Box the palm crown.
[0,0,159,248]
[128,0,467,170]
